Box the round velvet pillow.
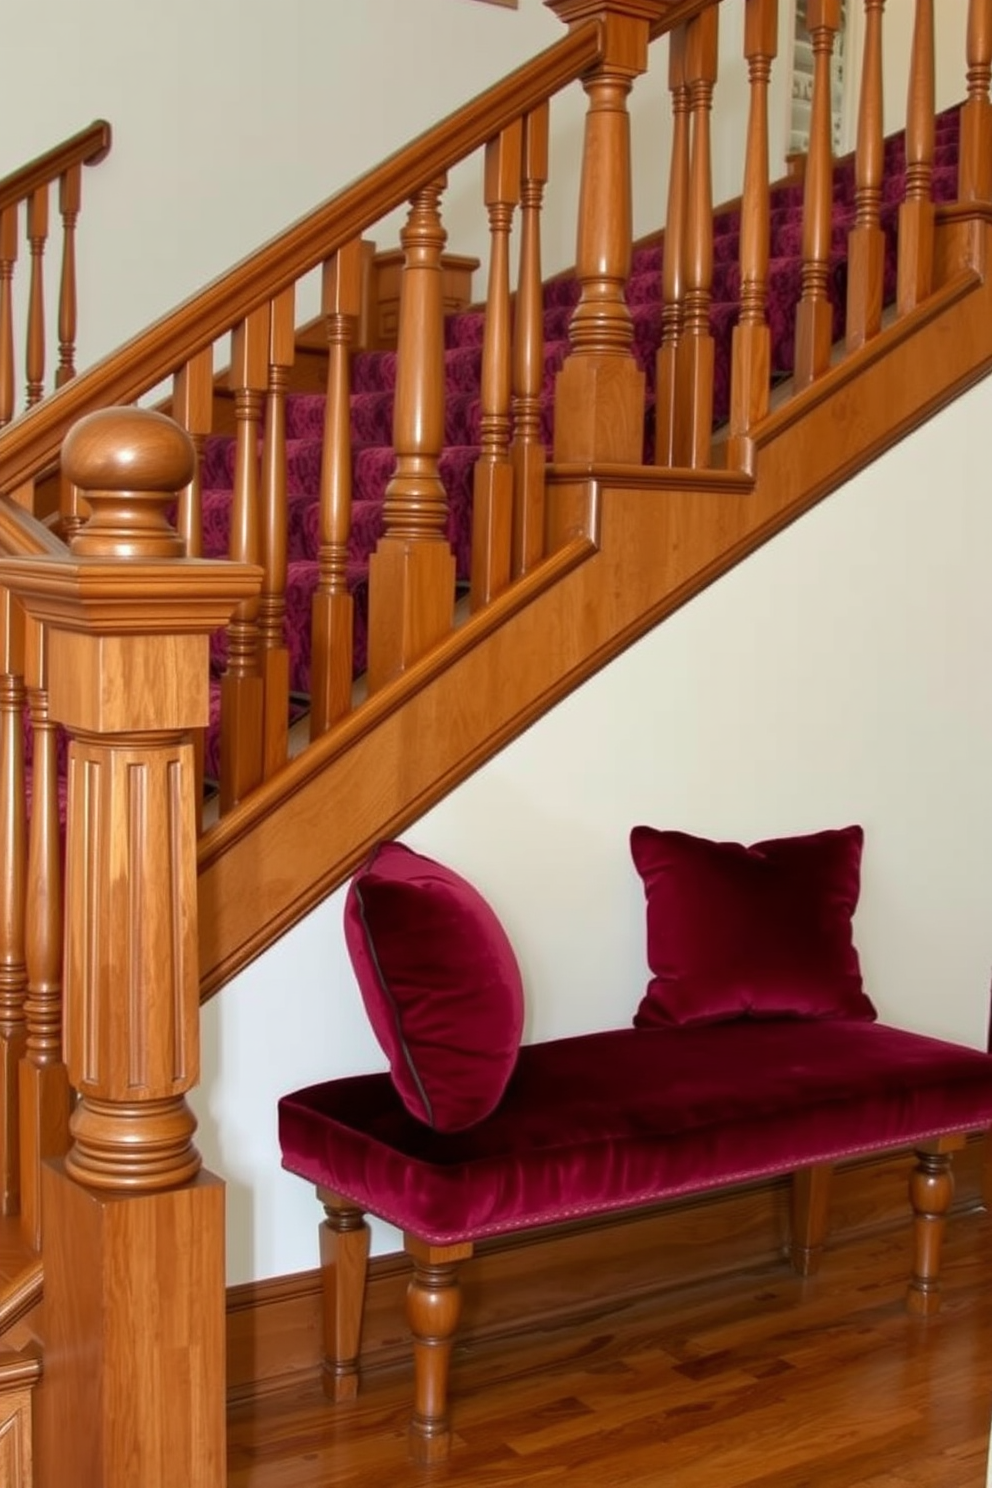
[343,841,525,1132]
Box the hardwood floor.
[228,1209,992,1487]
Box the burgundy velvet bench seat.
[278,1015,992,1465]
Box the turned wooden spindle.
[846,0,886,352]
[310,241,361,739]
[19,615,68,1250]
[0,405,258,1488]
[510,104,549,578]
[676,4,719,469]
[405,1235,474,1466]
[471,121,522,611]
[25,186,48,407]
[367,179,455,693]
[897,2,935,316]
[960,0,992,204]
[259,288,294,779]
[318,1190,370,1403]
[907,1136,963,1316]
[56,164,81,388]
[794,0,841,391]
[655,25,690,469]
[546,0,658,464]
[0,587,26,1217]
[0,207,16,428]
[221,307,267,810]
[728,0,778,471]
[172,348,214,556]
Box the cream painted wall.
[196,376,992,1285]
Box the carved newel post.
[0,408,261,1488]
[546,0,671,463]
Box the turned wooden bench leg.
[404,1233,474,1466]
[790,1162,834,1276]
[907,1134,964,1317]
[317,1188,370,1402]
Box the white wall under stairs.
[196,372,992,1285]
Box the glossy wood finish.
[677,3,719,467]
[728,0,777,469]
[898,1,936,315]
[367,179,456,692]
[259,288,295,780]
[471,121,521,611]
[794,0,842,389]
[846,0,886,351]
[510,103,549,577]
[228,1174,992,1486]
[317,1191,370,1404]
[0,586,25,1220]
[546,0,656,463]
[655,24,689,467]
[0,1348,38,1488]
[960,0,992,202]
[310,243,362,740]
[405,1234,474,1464]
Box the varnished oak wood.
[846,0,886,352]
[510,104,549,578]
[227,1189,992,1486]
[197,227,992,998]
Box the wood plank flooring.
[227,1209,992,1487]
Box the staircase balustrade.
[0,121,112,426]
[0,13,988,1474]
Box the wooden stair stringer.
[197,250,992,1002]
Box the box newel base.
[0,406,262,1488]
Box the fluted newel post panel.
[0,407,261,1488]
[960,0,992,203]
[367,180,456,692]
[546,0,665,463]
[793,0,841,391]
[0,586,26,1217]
[897,3,935,315]
[311,242,362,738]
[846,0,886,352]
[655,26,690,468]
[511,104,549,578]
[471,121,522,611]
[727,0,777,472]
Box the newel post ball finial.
[62,405,193,558]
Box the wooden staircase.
[1,2,992,1485]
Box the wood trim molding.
[0,121,111,218]
[226,1137,988,1404]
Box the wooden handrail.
[0,28,603,497]
[0,120,111,220]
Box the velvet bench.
[278,1015,992,1465]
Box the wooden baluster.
[897,2,935,315]
[793,0,842,390]
[220,307,267,810]
[471,121,522,612]
[0,207,17,428]
[676,4,719,469]
[25,186,48,407]
[846,0,886,352]
[510,104,549,578]
[172,348,214,558]
[56,164,81,388]
[728,0,778,471]
[546,0,653,464]
[960,0,992,203]
[0,587,26,1217]
[259,288,294,779]
[173,347,215,825]
[310,241,362,739]
[19,616,67,1250]
[655,26,689,469]
[366,179,456,693]
[0,407,258,1488]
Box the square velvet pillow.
[630,824,876,1027]
[343,841,525,1132]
